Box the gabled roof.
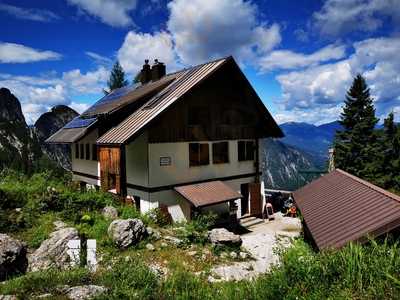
[97,57,229,144]
[175,180,242,208]
[294,169,400,250]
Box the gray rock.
[0,234,28,281]
[35,293,53,299]
[102,206,118,219]
[146,243,155,251]
[187,250,197,256]
[239,252,248,259]
[0,295,17,300]
[220,252,228,259]
[53,220,67,230]
[208,228,242,247]
[230,251,238,259]
[28,227,79,272]
[64,285,107,300]
[164,236,183,246]
[108,219,146,249]
[146,227,161,240]
[148,263,168,278]
[160,242,168,248]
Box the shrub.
[176,213,217,245]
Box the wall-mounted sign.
[160,156,172,166]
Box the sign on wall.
[160,156,172,166]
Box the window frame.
[238,140,255,161]
[212,141,229,164]
[189,142,210,167]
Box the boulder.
[146,243,155,251]
[163,236,183,246]
[28,227,79,272]
[102,206,118,219]
[64,285,107,300]
[208,228,242,247]
[53,220,67,230]
[0,295,17,300]
[0,234,28,281]
[108,219,146,249]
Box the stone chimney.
[151,59,166,81]
[140,59,151,84]
[328,148,335,172]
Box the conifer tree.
[334,74,379,178]
[105,61,128,94]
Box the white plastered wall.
[71,129,100,186]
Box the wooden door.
[249,183,262,216]
[240,183,249,216]
[99,147,122,194]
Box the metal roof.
[175,180,242,208]
[97,57,228,144]
[294,169,400,250]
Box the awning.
[175,180,242,208]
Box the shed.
[294,169,400,250]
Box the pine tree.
[334,74,379,178]
[105,61,128,94]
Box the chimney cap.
[144,59,149,64]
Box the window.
[212,142,229,164]
[80,144,84,159]
[92,144,97,161]
[238,141,255,161]
[85,144,90,160]
[75,144,79,159]
[189,143,209,166]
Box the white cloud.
[0,66,107,124]
[67,0,137,27]
[117,31,178,75]
[313,0,400,37]
[259,44,347,72]
[274,37,400,124]
[86,51,112,65]
[70,102,90,114]
[0,3,60,22]
[0,42,61,63]
[167,0,281,65]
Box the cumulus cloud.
[0,66,107,124]
[313,0,400,37]
[259,44,347,72]
[117,31,178,75]
[0,42,61,63]
[67,0,137,27]
[275,37,400,124]
[0,3,60,22]
[167,0,281,65]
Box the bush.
[176,213,217,245]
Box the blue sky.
[1,0,399,125]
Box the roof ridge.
[335,168,400,203]
[165,56,232,77]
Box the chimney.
[328,148,335,172]
[151,59,166,81]
[140,59,151,84]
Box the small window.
[75,144,79,159]
[85,144,90,160]
[80,144,84,159]
[92,144,97,161]
[212,142,229,164]
[238,141,255,161]
[189,143,209,166]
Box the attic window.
[238,141,255,161]
[189,143,209,167]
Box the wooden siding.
[147,61,272,143]
[249,182,262,216]
[99,146,126,195]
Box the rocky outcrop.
[0,234,28,281]
[108,219,146,249]
[64,285,107,300]
[34,105,78,169]
[102,206,118,219]
[208,228,242,247]
[28,227,79,272]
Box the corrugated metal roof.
[97,57,228,145]
[294,169,400,250]
[175,180,242,207]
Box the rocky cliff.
[34,105,78,169]
[261,138,316,191]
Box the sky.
[0,0,399,125]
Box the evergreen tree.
[334,74,379,178]
[105,61,128,94]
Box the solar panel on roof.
[64,117,97,129]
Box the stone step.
[240,217,264,228]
